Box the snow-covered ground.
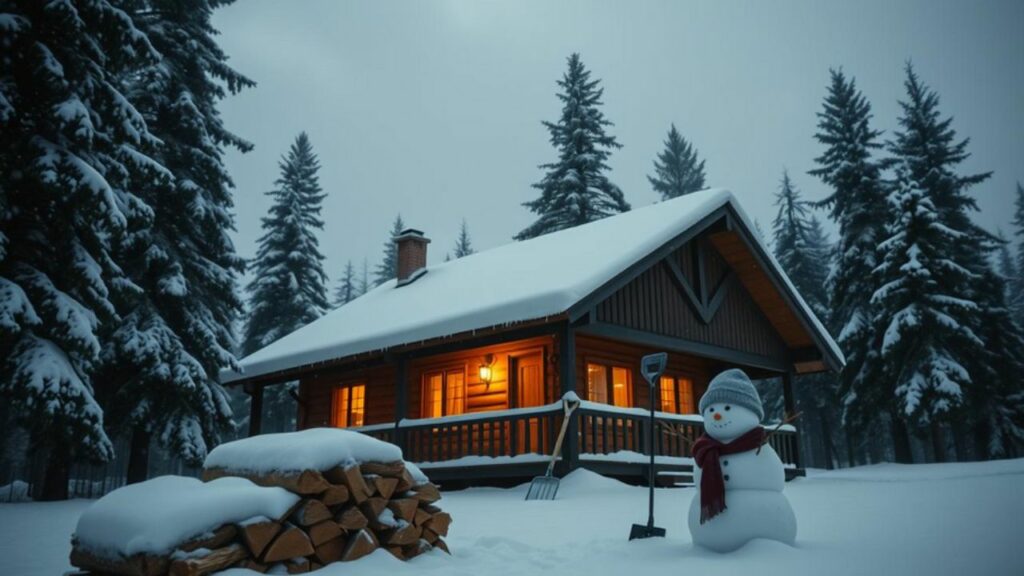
[2,459,1022,576]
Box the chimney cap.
[396,228,430,243]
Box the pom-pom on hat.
[698,368,764,421]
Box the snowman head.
[699,369,764,443]
[703,402,761,442]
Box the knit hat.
[698,368,764,421]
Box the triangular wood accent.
[661,240,735,325]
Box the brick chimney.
[396,228,430,286]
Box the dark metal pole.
[630,352,667,541]
[647,381,656,529]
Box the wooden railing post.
[559,321,578,473]
[394,355,408,456]
[781,370,802,470]
[247,383,263,437]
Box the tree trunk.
[820,413,836,470]
[930,422,947,463]
[949,419,969,462]
[126,426,151,485]
[891,416,913,464]
[40,442,70,501]
[844,427,856,468]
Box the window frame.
[420,362,468,418]
[332,382,367,428]
[584,357,633,408]
[658,373,696,414]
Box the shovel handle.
[545,397,581,477]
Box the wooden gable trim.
[714,205,843,373]
[661,245,736,325]
[567,206,731,323]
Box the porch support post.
[559,321,579,473]
[394,355,408,454]
[247,383,263,437]
[781,369,802,470]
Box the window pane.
[612,367,630,407]
[425,373,443,418]
[586,363,608,404]
[334,387,350,428]
[679,378,695,413]
[446,370,465,415]
[351,385,365,426]
[660,376,677,413]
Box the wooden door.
[512,353,544,454]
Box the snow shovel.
[525,396,580,500]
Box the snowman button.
[723,460,729,466]
[724,474,730,481]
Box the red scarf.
[692,426,765,524]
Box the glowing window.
[422,368,466,417]
[660,376,678,413]
[586,362,631,407]
[658,376,695,414]
[333,384,366,428]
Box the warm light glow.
[478,364,493,383]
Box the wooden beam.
[781,370,802,469]
[394,355,408,452]
[559,321,579,471]
[577,322,788,374]
[248,384,264,437]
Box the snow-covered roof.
[224,189,843,384]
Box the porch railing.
[351,396,800,469]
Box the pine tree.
[95,0,253,483]
[374,214,404,286]
[244,133,329,354]
[968,267,1024,458]
[873,65,992,462]
[0,0,164,499]
[1011,183,1024,326]
[359,258,370,296]
[808,68,892,461]
[647,124,707,199]
[452,219,474,259]
[772,171,828,316]
[334,260,358,307]
[515,53,629,240]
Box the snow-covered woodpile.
[69,430,451,575]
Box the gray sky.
[213,0,1023,288]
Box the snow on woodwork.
[69,429,451,575]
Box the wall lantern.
[479,354,495,386]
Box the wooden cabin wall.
[407,336,556,418]
[595,234,789,361]
[299,364,395,428]
[574,334,714,412]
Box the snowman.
[687,368,797,552]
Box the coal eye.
[725,405,731,411]
[708,407,715,413]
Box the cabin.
[222,189,844,484]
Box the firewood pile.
[69,460,451,576]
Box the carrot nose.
[713,413,722,421]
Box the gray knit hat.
[699,368,764,421]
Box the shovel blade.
[629,523,667,540]
[525,475,560,500]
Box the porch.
[346,395,801,485]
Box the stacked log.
[70,461,450,576]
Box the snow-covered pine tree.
[881,64,993,462]
[772,171,828,314]
[808,68,891,462]
[967,267,1024,459]
[373,214,404,286]
[770,171,841,468]
[97,0,254,483]
[244,133,330,354]
[515,53,629,240]
[1011,183,1024,327]
[0,0,164,499]
[334,260,358,307]
[452,219,474,259]
[647,124,707,200]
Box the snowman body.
[688,402,797,552]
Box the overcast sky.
[213,0,1023,288]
